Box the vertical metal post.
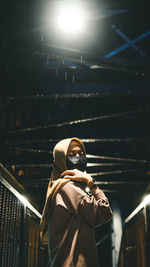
[19,204,27,267]
[144,204,150,267]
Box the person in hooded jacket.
[40,137,112,267]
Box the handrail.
[0,174,42,219]
[118,194,150,267]
[0,164,44,267]
[124,194,150,224]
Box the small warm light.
[18,170,24,176]
[56,4,86,36]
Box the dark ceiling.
[0,0,150,214]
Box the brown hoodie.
[40,138,112,267]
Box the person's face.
[67,141,85,158]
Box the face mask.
[66,155,87,172]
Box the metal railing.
[0,172,44,267]
[118,195,150,267]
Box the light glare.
[142,194,150,206]
[19,195,30,206]
[57,5,86,35]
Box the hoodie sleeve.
[58,181,112,227]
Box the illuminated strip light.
[125,194,150,224]
[5,137,144,144]
[81,138,137,143]
[3,147,148,164]
[7,164,53,168]
[111,24,146,57]
[86,154,148,163]
[104,31,150,59]
[4,107,150,134]
[22,179,149,186]
[87,163,121,167]
[96,181,149,185]
[5,162,139,169]
[0,175,42,219]
[3,147,149,164]
[5,93,105,102]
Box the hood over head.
[51,137,86,181]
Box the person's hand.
[61,169,92,185]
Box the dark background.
[0,0,150,265]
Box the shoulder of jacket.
[61,180,86,196]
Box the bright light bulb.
[57,5,86,35]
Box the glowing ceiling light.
[57,4,86,36]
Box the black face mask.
[66,155,87,172]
